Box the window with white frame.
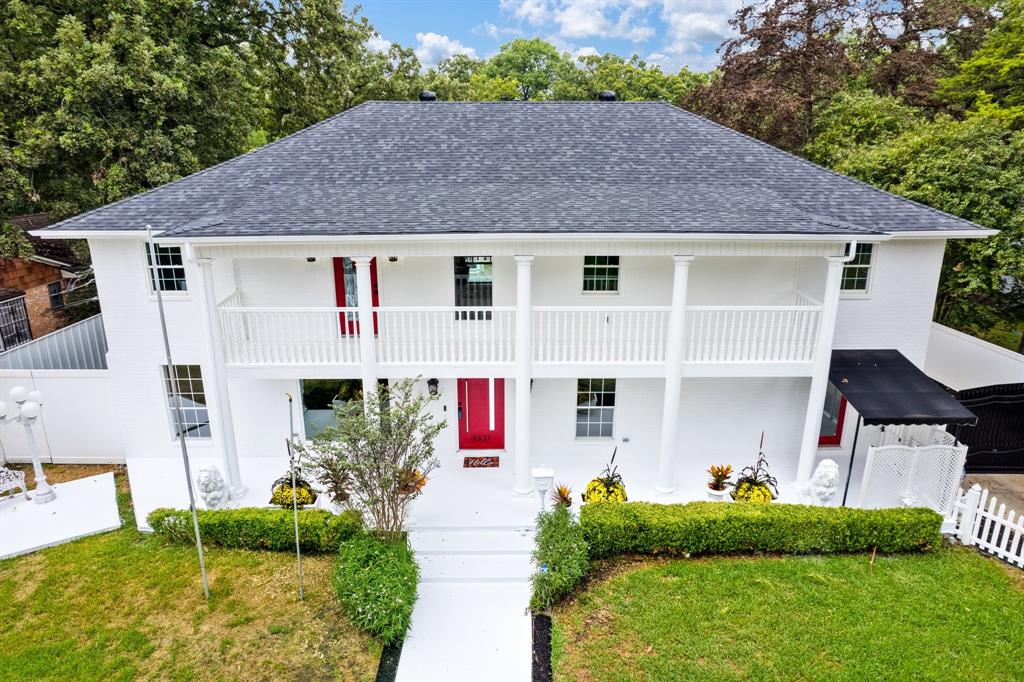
[841,243,873,292]
[163,364,210,439]
[582,256,620,293]
[146,243,187,292]
[576,378,615,438]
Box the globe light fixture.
[0,385,55,504]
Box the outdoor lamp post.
[532,466,554,512]
[0,386,56,504]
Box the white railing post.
[656,255,694,494]
[513,256,533,495]
[796,255,846,482]
[190,249,246,498]
[958,484,983,545]
[352,257,378,408]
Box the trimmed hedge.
[147,507,363,553]
[333,534,418,645]
[581,501,943,558]
[530,505,590,612]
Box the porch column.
[352,257,378,407]
[656,255,695,494]
[192,250,246,498]
[796,255,847,481]
[513,255,534,495]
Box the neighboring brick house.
[0,213,83,346]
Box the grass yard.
[0,467,380,681]
[553,549,1024,681]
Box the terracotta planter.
[706,486,731,502]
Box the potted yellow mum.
[731,432,778,503]
[583,448,627,503]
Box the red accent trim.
[819,396,847,446]
[333,257,379,335]
[457,378,505,450]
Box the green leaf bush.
[581,502,943,559]
[332,534,418,644]
[147,507,363,553]
[530,505,590,612]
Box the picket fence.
[948,484,1024,569]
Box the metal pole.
[149,227,209,600]
[286,393,304,601]
[841,415,863,507]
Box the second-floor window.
[841,243,873,293]
[576,378,615,438]
[163,364,210,439]
[583,256,619,293]
[454,256,492,320]
[146,243,187,292]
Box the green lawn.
[553,549,1024,681]
[0,469,379,681]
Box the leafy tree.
[938,0,1024,126]
[835,115,1024,336]
[805,90,922,166]
[683,0,859,152]
[484,38,568,100]
[552,53,709,102]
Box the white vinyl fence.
[949,484,1024,569]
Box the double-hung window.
[163,364,210,439]
[576,378,615,438]
[47,281,65,310]
[841,243,873,293]
[146,243,187,292]
[582,256,619,293]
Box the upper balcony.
[217,291,822,377]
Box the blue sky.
[358,1,744,72]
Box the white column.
[513,255,534,495]
[656,255,694,494]
[796,256,846,481]
[352,257,378,407]
[195,254,246,498]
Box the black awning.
[829,349,977,427]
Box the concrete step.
[409,528,535,555]
[417,551,534,583]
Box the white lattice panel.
[858,442,967,514]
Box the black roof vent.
[419,91,437,102]
[597,90,617,101]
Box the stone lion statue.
[794,459,840,506]
[197,466,227,509]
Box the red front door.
[333,257,379,334]
[457,378,505,450]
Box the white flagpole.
[148,226,209,600]
[286,393,304,600]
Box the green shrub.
[530,505,590,612]
[333,534,418,644]
[581,502,943,559]
[147,507,363,553]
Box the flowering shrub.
[583,479,627,503]
[269,483,317,508]
[333,534,418,644]
[732,481,773,503]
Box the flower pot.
[706,486,731,502]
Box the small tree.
[297,378,445,541]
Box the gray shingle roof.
[43,101,986,238]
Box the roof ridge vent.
[597,90,617,101]
[419,91,437,102]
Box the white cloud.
[474,20,524,41]
[573,45,600,60]
[365,35,391,54]
[414,32,478,68]
[500,0,550,25]
[552,1,655,43]
[658,0,741,69]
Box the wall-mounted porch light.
[306,257,316,263]
[426,378,439,396]
[388,256,399,263]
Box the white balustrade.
[532,307,671,364]
[684,306,822,363]
[375,307,515,364]
[219,307,362,365]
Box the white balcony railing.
[684,305,821,363]
[218,302,823,367]
[532,307,670,364]
[220,307,362,365]
[376,307,515,364]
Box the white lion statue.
[197,466,227,509]
[794,459,840,506]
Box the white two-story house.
[38,98,991,524]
